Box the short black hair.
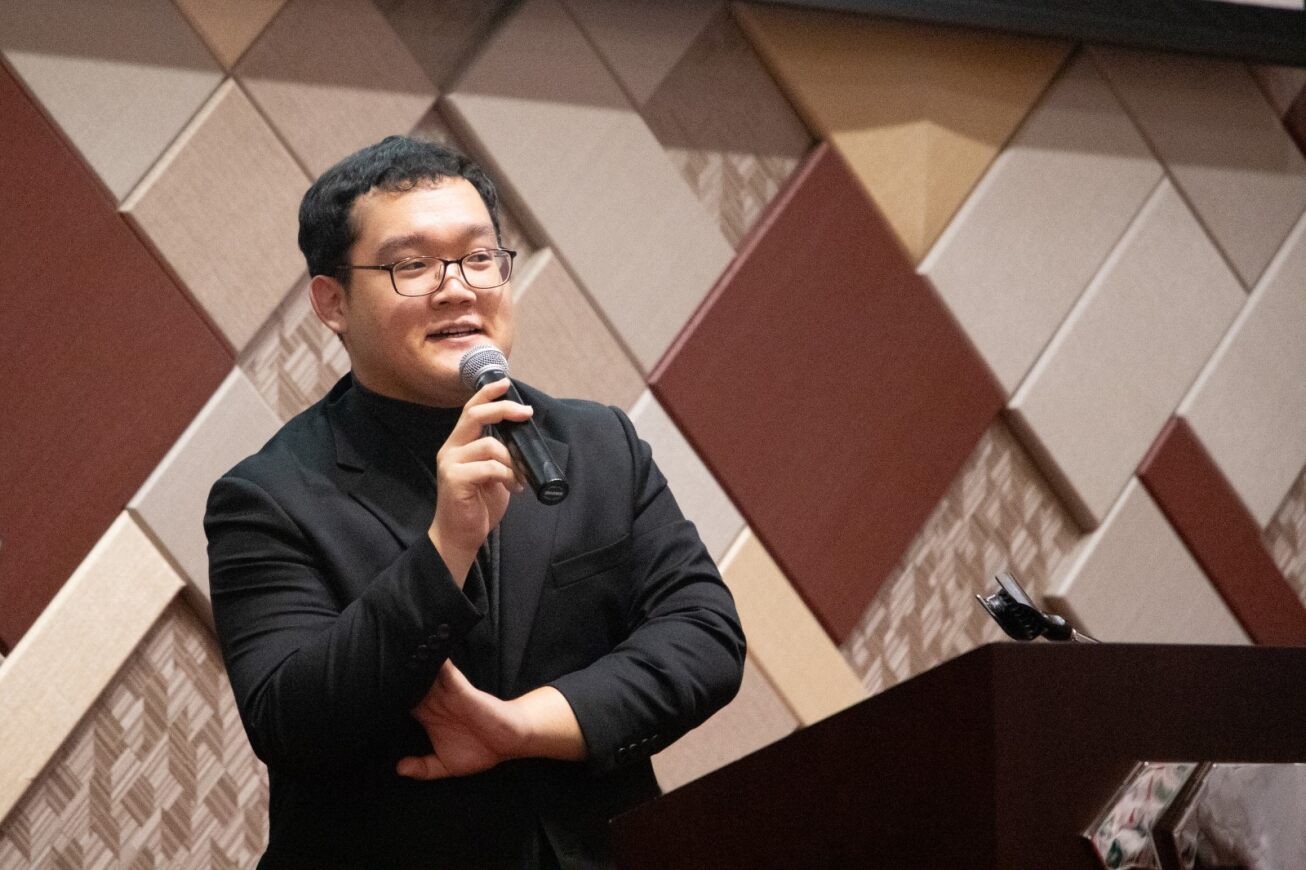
[297,135,502,282]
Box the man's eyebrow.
[373,223,498,262]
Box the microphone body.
[459,346,569,505]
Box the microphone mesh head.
[459,344,509,391]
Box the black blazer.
[205,375,745,869]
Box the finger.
[442,435,516,469]
[396,753,450,781]
[441,459,522,494]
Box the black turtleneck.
[351,378,503,695]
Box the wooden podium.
[612,643,1306,869]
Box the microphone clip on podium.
[976,571,1099,643]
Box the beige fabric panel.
[921,52,1162,394]
[1179,209,1306,527]
[128,368,282,622]
[1266,463,1306,608]
[0,600,268,866]
[652,655,796,793]
[628,392,744,562]
[0,514,183,823]
[1092,46,1306,288]
[720,531,866,724]
[0,0,222,201]
[375,0,513,90]
[842,422,1082,695]
[123,79,309,353]
[734,3,1071,262]
[1048,479,1249,643]
[1250,64,1306,117]
[561,0,721,107]
[443,0,734,374]
[640,7,813,250]
[1008,178,1245,529]
[173,0,287,69]
[235,0,437,177]
[509,250,645,411]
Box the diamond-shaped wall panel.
[734,2,1071,262]
[510,250,644,411]
[0,64,231,650]
[651,143,1005,642]
[0,514,183,823]
[920,52,1163,394]
[173,0,287,70]
[1047,480,1248,644]
[652,656,796,794]
[128,368,282,623]
[640,7,813,249]
[443,0,734,374]
[1092,46,1306,288]
[0,0,222,201]
[374,0,512,91]
[1266,464,1306,609]
[1178,209,1306,528]
[841,421,1082,696]
[1007,178,1245,529]
[235,0,437,177]
[562,0,721,108]
[720,532,865,725]
[1250,65,1306,117]
[0,599,268,866]
[1139,418,1306,645]
[629,393,745,562]
[123,79,310,353]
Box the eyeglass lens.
[392,251,512,296]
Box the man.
[204,136,745,868]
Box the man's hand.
[429,377,532,585]
[397,661,588,781]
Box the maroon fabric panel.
[0,63,231,652]
[1138,417,1306,646]
[650,143,1004,642]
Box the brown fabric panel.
[650,142,1004,642]
[1287,86,1306,157]
[0,63,231,651]
[1138,417,1306,645]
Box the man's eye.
[396,258,430,272]
[465,251,494,266]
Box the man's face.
[312,179,514,407]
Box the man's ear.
[309,273,349,338]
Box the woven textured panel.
[640,8,811,248]
[1265,464,1306,609]
[375,0,512,90]
[0,600,268,867]
[841,422,1081,695]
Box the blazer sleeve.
[205,470,482,774]
[548,407,747,776]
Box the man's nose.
[430,263,477,304]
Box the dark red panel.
[650,143,1004,642]
[0,63,231,651]
[1138,417,1306,646]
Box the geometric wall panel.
[735,3,1071,262]
[0,63,231,650]
[1139,417,1306,645]
[1007,178,1245,529]
[1288,89,1306,156]
[173,0,287,70]
[1092,47,1306,288]
[376,0,514,90]
[1266,463,1306,609]
[0,514,183,824]
[562,0,721,108]
[651,143,1005,642]
[123,79,310,354]
[128,368,282,623]
[0,0,222,201]
[238,279,351,423]
[719,532,866,725]
[652,656,797,794]
[1178,209,1306,528]
[1250,64,1306,117]
[235,0,437,177]
[921,52,1163,394]
[640,7,813,249]
[842,421,1082,696]
[629,393,745,563]
[444,0,735,373]
[0,600,268,866]
[510,250,645,412]
[1047,480,1249,644]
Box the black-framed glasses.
[342,248,516,297]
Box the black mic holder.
[976,571,1098,643]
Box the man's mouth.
[428,326,481,340]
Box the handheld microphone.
[458,345,569,505]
